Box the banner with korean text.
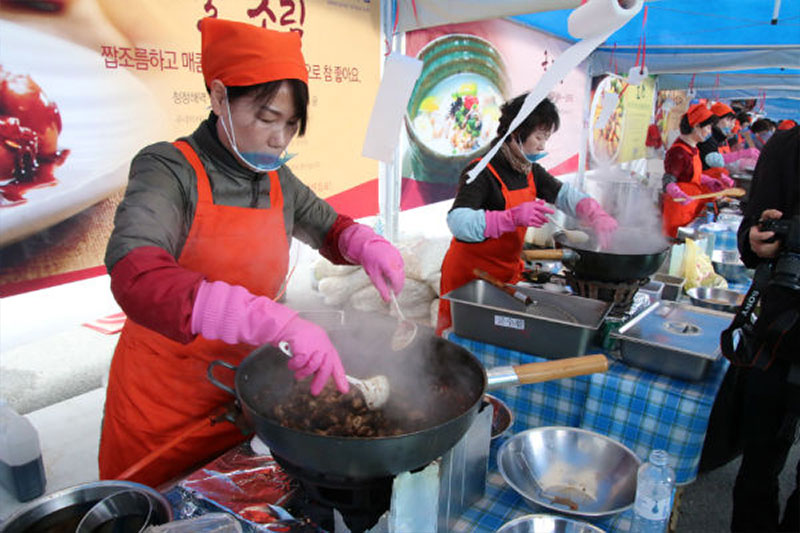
[0,0,380,295]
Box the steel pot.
[207,316,607,480]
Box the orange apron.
[99,140,289,487]
[436,163,536,335]
[662,142,707,238]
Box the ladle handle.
[486,354,608,389]
[473,268,532,306]
[522,249,566,261]
[674,187,746,202]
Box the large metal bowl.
[0,480,172,533]
[498,427,640,518]
[685,286,744,313]
[497,514,605,533]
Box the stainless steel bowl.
[711,249,753,283]
[498,427,640,518]
[0,481,172,533]
[485,393,513,440]
[685,286,744,313]
[497,514,605,533]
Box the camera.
[759,215,800,291]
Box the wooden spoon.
[672,187,746,203]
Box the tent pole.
[771,0,781,25]
[377,2,403,243]
[577,72,592,191]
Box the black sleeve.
[737,127,800,268]
[450,162,504,212]
[531,164,563,204]
[696,137,718,170]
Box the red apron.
[662,142,707,238]
[436,163,536,335]
[99,140,289,487]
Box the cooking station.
[151,266,731,533]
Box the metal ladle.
[278,341,389,410]
[390,290,418,351]
[548,217,590,245]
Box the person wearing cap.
[436,95,617,336]
[98,18,405,487]
[699,103,760,178]
[661,102,720,237]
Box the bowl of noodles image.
[404,34,509,184]
[589,76,625,165]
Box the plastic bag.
[683,239,728,290]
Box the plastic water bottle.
[631,449,675,533]
[0,402,46,501]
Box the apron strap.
[173,140,213,204]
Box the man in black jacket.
[729,124,800,532]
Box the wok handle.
[207,360,237,396]
[487,354,608,389]
[522,249,565,261]
[514,354,608,384]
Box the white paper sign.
[362,52,424,163]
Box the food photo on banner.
[400,17,587,209]
[587,72,656,168]
[0,0,380,296]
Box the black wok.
[207,317,607,480]
[524,227,669,282]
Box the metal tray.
[442,280,612,358]
[610,301,730,380]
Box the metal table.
[447,333,729,532]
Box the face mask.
[703,131,713,142]
[525,152,548,163]
[219,89,296,172]
[720,125,732,136]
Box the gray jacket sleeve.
[279,165,338,250]
[105,142,192,270]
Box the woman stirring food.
[436,95,618,335]
[99,18,404,487]
[661,102,721,238]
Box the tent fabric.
[391,0,800,120]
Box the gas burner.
[273,454,393,533]
[564,272,650,315]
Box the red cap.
[686,103,713,127]
[710,102,735,118]
[200,18,308,88]
[778,119,797,130]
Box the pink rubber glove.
[338,224,404,302]
[575,197,618,248]
[700,174,725,192]
[191,280,348,395]
[722,147,760,164]
[718,174,735,188]
[484,200,554,238]
[665,182,691,202]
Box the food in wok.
[260,371,474,438]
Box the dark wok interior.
[237,315,486,439]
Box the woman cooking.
[436,95,618,335]
[99,18,405,487]
[661,102,721,238]
[697,102,758,181]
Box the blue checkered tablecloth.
[446,333,729,533]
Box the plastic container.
[631,449,676,533]
[0,402,46,502]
